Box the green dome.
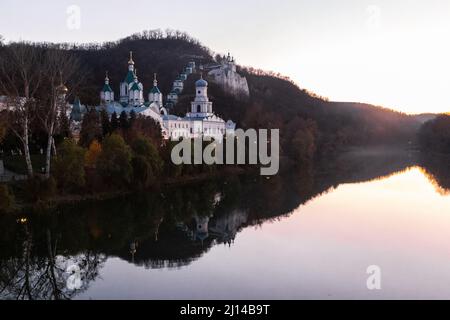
[124,70,135,84]
[130,82,141,91]
[102,84,113,92]
[150,86,161,94]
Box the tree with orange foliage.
[84,140,102,168]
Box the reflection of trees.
[419,154,450,195]
[0,224,105,300]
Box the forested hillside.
[1,30,422,169]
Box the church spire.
[128,51,135,72]
[105,71,109,84]
[153,73,158,87]
[128,51,134,65]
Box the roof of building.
[70,98,87,121]
[150,86,161,94]
[162,115,183,121]
[183,115,209,121]
[196,78,208,87]
[124,70,135,84]
[130,81,141,91]
[96,102,150,115]
[102,83,113,92]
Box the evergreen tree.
[79,109,102,148]
[111,112,119,132]
[119,111,129,130]
[129,110,137,128]
[100,108,111,136]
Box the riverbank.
[2,166,249,215]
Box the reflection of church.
[189,210,248,246]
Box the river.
[0,148,449,299]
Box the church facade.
[70,53,236,141]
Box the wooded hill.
[2,31,424,164]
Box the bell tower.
[190,75,213,117]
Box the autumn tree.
[84,140,102,168]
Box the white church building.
[70,52,236,141]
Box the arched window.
[197,105,201,113]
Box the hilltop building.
[207,53,250,98]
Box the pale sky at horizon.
[1,0,450,114]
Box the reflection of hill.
[419,154,450,195]
[317,147,419,185]
[117,230,214,269]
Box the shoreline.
[4,166,249,215]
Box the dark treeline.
[419,114,450,154]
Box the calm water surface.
[1,149,449,299]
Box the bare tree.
[37,49,83,178]
[0,43,46,176]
